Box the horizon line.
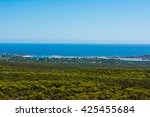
[0,42,150,45]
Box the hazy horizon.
[0,42,150,45]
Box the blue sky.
[0,0,150,43]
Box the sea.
[0,43,150,57]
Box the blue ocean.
[0,43,150,56]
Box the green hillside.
[0,62,150,100]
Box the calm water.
[0,44,150,56]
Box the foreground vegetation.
[0,61,150,100]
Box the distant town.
[0,53,150,61]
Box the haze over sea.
[0,44,150,57]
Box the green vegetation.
[0,61,150,100]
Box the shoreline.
[1,53,150,62]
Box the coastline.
[1,53,150,62]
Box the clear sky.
[0,0,150,43]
